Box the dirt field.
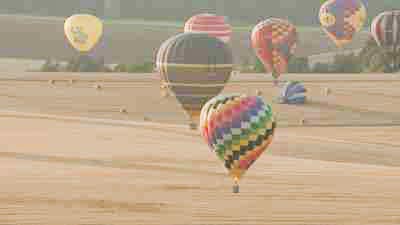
[0,72,400,224]
[0,14,369,65]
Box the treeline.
[40,36,400,73]
[40,56,155,73]
[249,36,400,74]
[1,0,400,25]
[250,55,363,74]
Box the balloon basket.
[232,184,240,193]
[189,122,198,130]
[160,89,169,98]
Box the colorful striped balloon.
[200,94,276,191]
[156,33,233,128]
[371,10,400,53]
[251,18,298,81]
[184,13,232,43]
[319,0,367,48]
[278,81,307,104]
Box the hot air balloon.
[64,14,103,53]
[200,94,276,193]
[184,13,232,43]
[251,18,298,85]
[156,33,233,129]
[371,10,400,70]
[319,0,367,48]
[278,81,307,104]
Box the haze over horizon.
[0,0,399,25]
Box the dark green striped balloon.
[156,33,233,127]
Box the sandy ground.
[1,72,400,225]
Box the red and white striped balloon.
[184,13,232,43]
[371,10,400,52]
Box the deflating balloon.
[278,81,307,104]
[319,0,367,48]
[64,14,103,52]
[251,18,298,81]
[371,10,400,52]
[200,94,276,192]
[184,13,232,43]
[156,33,233,127]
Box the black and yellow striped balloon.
[156,33,233,127]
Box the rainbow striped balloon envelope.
[184,13,232,43]
[200,94,276,191]
[319,0,367,48]
[156,33,233,128]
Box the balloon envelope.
[156,33,233,126]
[64,14,103,52]
[251,18,298,79]
[319,0,367,47]
[371,10,400,53]
[184,13,232,43]
[200,94,276,183]
[278,81,306,104]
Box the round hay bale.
[69,79,75,85]
[48,79,55,85]
[119,108,127,113]
[324,87,331,96]
[231,70,241,76]
[256,90,262,96]
[299,118,306,126]
[94,84,102,90]
[143,116,151,121]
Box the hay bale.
[324,87,331,96]
[143,116,151,121]
[119,108,127,113]
[94,84,102,90]
[231,70,241,76]
[299,118,306,125]
[48,79,55,85]
[256,90,262,96]
[69,79,75,85]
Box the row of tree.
[253,36,400,74]
[40,55,154,73]
[41,35,400,74]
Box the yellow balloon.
[64,14,103,52]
